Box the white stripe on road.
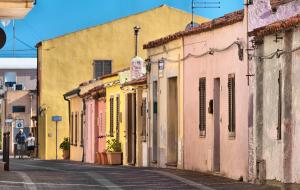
[15,172,37,190]
[86,172,123,190]
[146,170,216,190]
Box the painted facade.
[182,11,249,180]
[249,4,300,184]
[103,74,127,164]
[2,90,37,155]
[248,0,300,184]
[121,77,148,167]
[37,5,207,160]
[145,39,184,169]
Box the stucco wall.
[70,96,83,162]
[248,0,300,31]
[254,27,300,183]
[104,76,127,164]
[148,39,184,169]
[183,20,249,180]
[38,5,207,160]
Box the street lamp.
[134,26,141,57]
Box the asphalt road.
[0,159,279,190]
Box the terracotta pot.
[62,149,70,160]
[106,152,122,165]
[100,152,108,165]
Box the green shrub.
[59,137,70,150]
[106,139,121,152]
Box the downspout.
[81,97,86,163]
[63,95,71,160]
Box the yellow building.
[37,5,207,160]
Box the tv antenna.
[191,0,221,29]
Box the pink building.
[183,10,249,180]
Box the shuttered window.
[199,78,206,136]
[110,96,114,137]
[71,113,74,145]
[94,60,112,78]
[228,74,236,137]
[80,112,83,146]
[277,70,282,140]
[116,96,120,142]
[141,98,147,138]
[75,112,78,146]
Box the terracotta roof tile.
[123,77,147,86]
[249,14,300,38]
[143,9,244,49]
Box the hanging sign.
[158,59,165,77]
[131,56,145,80]
[15,120,24,128]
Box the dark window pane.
[94,60,112,78]
[12,106,25,113]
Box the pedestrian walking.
[15,129,26,159]
[26,132,35,158]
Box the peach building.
[144,10,249,180]
[182,10,249,180]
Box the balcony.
[0,0,34,19]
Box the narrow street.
[0,159,278,190]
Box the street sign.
[52,115,62,160]
[52,116,62,122]
[15,120,24,128]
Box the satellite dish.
[0,28,6,49]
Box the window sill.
[199,130,206,138]
[228,132,236,140]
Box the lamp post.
[134,26,141,57]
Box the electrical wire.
[250,46,300,60]
[148,40,241,63]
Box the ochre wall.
[38,5,207,160]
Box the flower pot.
[106,152,122,165]
[62,149,70,160]
[100,152,108,165]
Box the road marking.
[15,172,37,190]
[86,172,123,190]
[145,170,216,190]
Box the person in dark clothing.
[15,129,26,159]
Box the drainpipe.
[63,95,71,159]
[81,97,86,163]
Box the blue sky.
[0,0,243,58]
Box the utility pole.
[134,26,141,57]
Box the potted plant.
[105,139,122,165]
[59,137,70,160]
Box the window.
[80,112,83,146]
[110,96,114,137]
[141,98,147,137]
[12,106,25,113]
[116,96,120,142]
[71,113,74,145]
[75,112,78,146]
[199,78,206,136]
[228,74,236,137]
[94,60,112,78]
[277,70,282,140]
[4,72,16,87]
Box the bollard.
[3,132,10,171]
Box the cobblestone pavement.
[0,159,279,190]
